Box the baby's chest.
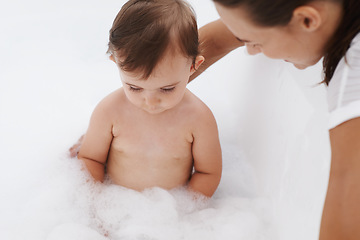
[111,121,193,159]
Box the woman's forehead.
[216,3,286,42]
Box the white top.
[327,33,360,129]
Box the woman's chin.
[293,63,308,70]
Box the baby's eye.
[129,86,142,92]
[161,87,175,93]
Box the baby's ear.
[190,55,205,75]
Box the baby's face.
[118,52,196,114]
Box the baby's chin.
[143,108,165,114]
[143,106,171,115]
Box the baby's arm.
[77,97,114,182]
[188,106,222,197]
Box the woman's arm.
[319,117,360,240]
[190,19,244,81]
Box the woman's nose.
[246,44,262,55]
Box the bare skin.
[77,51,222,197]
[319,117,360,240]
[69,135,84,158]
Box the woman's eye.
[129,86,142,92]
[246,43,260,48]
[161,87,175,92]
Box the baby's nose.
[144,93,160,106]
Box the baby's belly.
[106,150,193,191]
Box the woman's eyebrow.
[235,37,250,43]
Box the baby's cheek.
[172,93,185,106]
[127,95,142,107]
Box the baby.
[77,0,222,197]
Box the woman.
[196,0,359,239]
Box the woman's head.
[108,0,200,79]
[214,0,360,84]
[214,0,318,26]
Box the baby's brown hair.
[107,0,199,79]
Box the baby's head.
[107,0,204,114]
[108,0,202,78]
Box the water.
[0,0,330,239]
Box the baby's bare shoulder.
[96,88,125,110]
[181,90,216,124]
[91,88,127,118]
[181,91,219,140]
[183,90,213,114]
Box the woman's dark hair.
[108,0,199,79]
[213,0,360,85]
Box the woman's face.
[215,3,327,69]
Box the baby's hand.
[69,135,84,158]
